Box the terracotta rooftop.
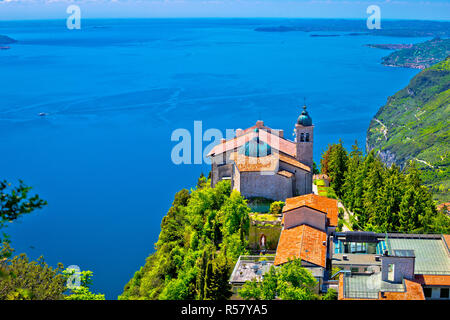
[379,279,425,300]
[274,224,327,267]
[414,274,450,286]
[338,274,425,300]
[207,126,296,158]
[443,234,450,251]
[283,194,339,227]
[437,202,449,212]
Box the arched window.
[305,133,310,142]
[300,133,304,142]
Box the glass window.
[440,288,449,298]
[300,133,304,142]
[305,133,310,142]
[424,288,432,298]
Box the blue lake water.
[0,19,422,298]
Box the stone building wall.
[278,160,312,195]
[239,171,293,201]
[381,256,415,282]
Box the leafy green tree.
[239,278,261,300]
[320,144,334,175]
[120,180,250,300]
[0,252,66,300]
[64,269,105,300]
[312,162,320,175]
[269,201,285,215]
[1,180,47,248]
[196,173,207,189]
[321,288,338,300]
[239,259,318,300]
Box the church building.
[207,105,314,201]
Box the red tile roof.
[207,127,296,158]
[379,280,425,300]
[443,234,450,252]
[282,194,339,227]
[338,275,425,300]
[274,224,327,267]
[437,202,449,212]
[414,274,450,286]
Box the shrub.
[269,201,285,215]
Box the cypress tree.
[203,261,214,300]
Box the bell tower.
[295,104,314,170]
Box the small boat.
[38,112,48,117]
[0,46,11,50]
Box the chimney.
[256,120,264,128]
[278,130,284,138]
[236,129,243,137]
[221,138,226,144]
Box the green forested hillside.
[367,57,450,203]
[379,38,450,69]
[119,178,251,300]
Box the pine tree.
[398,187,418,232]
[361,158,384,228]
[342,141,363,209]
[352,151,375,219]
[327,139,348,198]
[377,165,404,232]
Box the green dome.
[297,105,312,126]
[239,135,272,158]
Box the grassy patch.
[250,213,280,222]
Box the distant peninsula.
[0,35,17,44]
[254,19,450,38]
[365,43,413,50]
[368,38,450,69]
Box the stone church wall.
[239,171,292,201]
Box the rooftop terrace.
[229,255,275,284]
[343,272,405,299]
